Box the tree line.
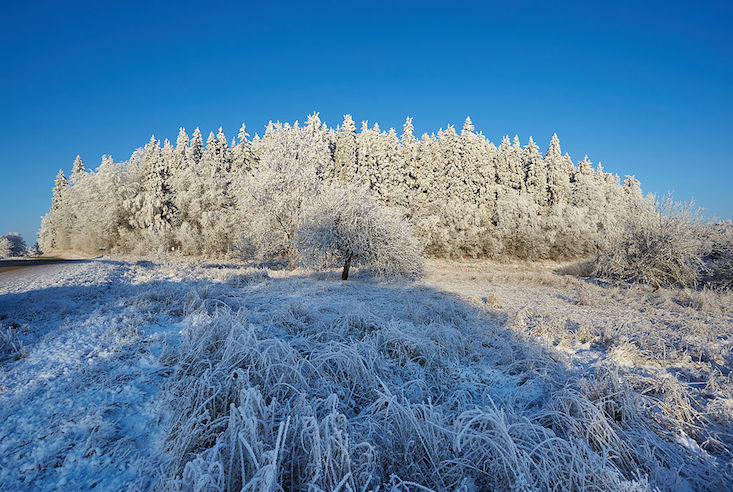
[39,113,648,261]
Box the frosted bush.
[295,185,423,279]
[593,196,706,287]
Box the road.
[0,258,89,275]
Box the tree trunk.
[341,255,352,280]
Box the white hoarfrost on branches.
[593,194,707,287]
[34,112,733,288]
[38,113,659,262]
[237,116,326,259]
[296,184,423,279]
[0,233,27,258]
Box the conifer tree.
[51,169,69,211]
[523,137,548,205]
[189,127,204,165]
[231,123,255,173]
[39,170,71,251]
[70,155,86,185]
[175,128,189,161]
[215,127,231,171]
[333,114,358,183]
[507,136,525,192]
[400,117,418,199]
[544,133,571,205]
[461,116,474,134]
[205,131,218,164]
[495,136,512,189]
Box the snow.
[1,257,731,490]
[0,261,182,489]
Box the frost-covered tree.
[135,136,177,239]
[332,114,358,183]
[544,134,572,205]
[70,155,85,185]
[241,120,324,259]
[189,127,204,165]
[175,127,189,159]
[231,123,256,172]
[39,170,70,251]
[295,184,423,279]
[0,233,27,258]
[523,137,548,206]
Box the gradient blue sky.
[1,0,731,244]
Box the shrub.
[295,185,423,280]
[593,196,705,287]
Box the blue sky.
[1,0,731,244]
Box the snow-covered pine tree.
[355,121,374,186]
[494,136,513,189]
[136,136,176,241]
[205,131,218,167]
[332,114,358,183]
[175,127,189,160]
[189,127,204,165]
[302,112,332,177]
[544,133,571,205]
[39,170,70,251]
[400,117,418,197]
[523,136,549,206]
[70,155,86,185]
[51,169,69,212]
[231,123,256,173]
[215,127,232,172]
[376,127,403,206]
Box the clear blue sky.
[1,0,731,244]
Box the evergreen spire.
[462,116,474,134]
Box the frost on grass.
[1,258,731,490]
[0,260,192,489]
[156,262,730,491]
[427,259,733,489]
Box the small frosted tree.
[0,233,27,258]
[295,185,423,280]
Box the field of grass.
[0,257,731,490]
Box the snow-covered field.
[1,257,731,490]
